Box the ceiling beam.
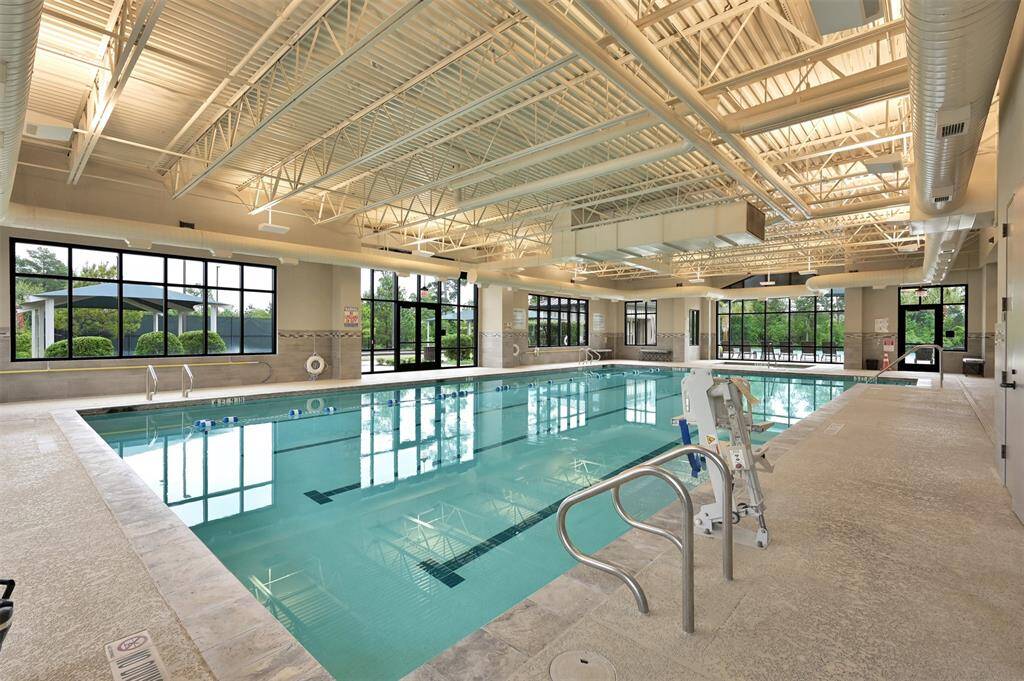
[165,0,427,199]
[154,0,316,171]
[515,0,796,219]
[67,0,165,184]
[702,19,906,97]
[577,0,812,219]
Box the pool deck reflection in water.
[84,367,875,680]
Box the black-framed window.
[624,300,657,346]
[527,294,588,347]
[360,269,477,373]
[688,309,700,346]
[716,289,845,363]
[11,238,275,361]
[898,285,967,351]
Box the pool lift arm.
[674,369,774,548]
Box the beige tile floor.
[406,376,1023,681]
[0,364,997,681]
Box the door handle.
[1001,381,1017,389]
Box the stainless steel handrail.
[145,365,158,400]
[617,443,734,581]
[181,364,194,398]
[556,464,696,633]
[872,343,944,386]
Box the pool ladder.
[556,444,734,634]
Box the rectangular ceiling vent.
[936,105,971,140]
[809,0,883,35]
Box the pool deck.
[405,374,1023,681]
[0,362,1007,681]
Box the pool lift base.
[675,368,773,549]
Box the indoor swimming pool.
[83,367,903,680]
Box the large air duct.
[3,204,934,302]
[0,0,44,220]
[906,0,1019,214]
[1,203,628,300]
[805,267,925,292]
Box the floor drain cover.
[550,650,616,681]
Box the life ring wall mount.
[305,353,327,379]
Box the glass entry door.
[397,302,440,371]
[898,305,941,371]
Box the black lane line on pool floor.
[301,390,686,505]
[417,438,683,588]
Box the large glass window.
[624,300,657,346]
[361,269,477,373]
[898,285,967,351]
[11,238,275,360]
[716,289,845,363]
[528,294,588,347]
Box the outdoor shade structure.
[18,283,225,358]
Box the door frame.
[395,301,441,372]
[897,303,941,372]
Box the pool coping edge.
[50,408,332,681]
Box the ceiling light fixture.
[258,208,289,234]
[798,257,817,276]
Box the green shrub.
[441,333,475,361]
[134,331,184,356]
[15,329,32,359]
[44,336,115,358]
[179,330,227,354]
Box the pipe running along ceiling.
[7,0,1015,285]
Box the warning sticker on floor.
[105,630,169,681]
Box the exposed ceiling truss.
[23,0,920,279]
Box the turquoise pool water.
[84,367,890,680]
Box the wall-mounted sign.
[593,312,605,332]
[874,317,889,333]
[512,307,526,330]
[343,306,360,328]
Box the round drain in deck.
[549,651,616,681]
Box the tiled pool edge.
[71,359,923,417]
[45,368,911,681]
[400,383,868,681]
[50,409,332,681]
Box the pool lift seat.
[675,369,774,548]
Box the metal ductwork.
[0,0,44,220]
[550,201,765,262]
[2,204,938,302]
[805,267,925,293]
[906,0,1019,214]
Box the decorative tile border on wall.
[0,328,362,403]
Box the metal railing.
[577,347,602,367]
[871,343,943,387]
[145,365,158,400]
[181,364,194,398]
[555,444,733,634]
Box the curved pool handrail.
[555,463,696,633]
[645,443,734,582]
